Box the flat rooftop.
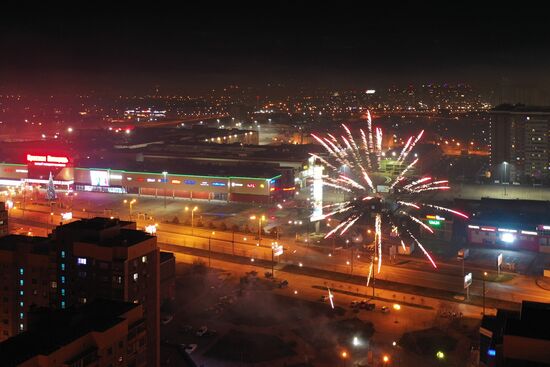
[0,299,140,366]
[55,217,153,247]
[0,234,50,254]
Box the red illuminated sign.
[27,154,69,167]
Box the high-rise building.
[489,105,550,182]
[51,217,160,367]
[0,299,146,367]
[0,235,54,340]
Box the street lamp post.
[208,231,215,268]
[185,206,198,235]
[124,199,137,220]
[483,271,487,316]
[502,162,508,196]
[250,215,266,247]
[162,171,168,208]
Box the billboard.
[90,170,109,187]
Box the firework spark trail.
[422,204,469,219]
[403,176,432,190]
[328,288,334,309]
[360,129,373,169]
[366,111,374,153]
[400,240,407,251]
[375,213,382,273]
[375,127,383,168]
[309,153,338,171]
[322,181,352,192]
[401,211,435,233]
[338,175,366,191]
[397,201,420,209]
[340,214,362,235]
[342,124,363,162]
[324,138,353,167]
[408,231,437,268]
[397,136,413,162]
[324,218,352,238]
[413,186,450,193]
[399,130,424,163]
[408,180,448,192]
[323,202,351,209]
[318,205,353,220]
[390,158,418,189]
[366,260,374,287]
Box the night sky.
[1,2,549,93]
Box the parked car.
[365,303,375,311]
[161,314,174,325]
[196,325,208,336]
[178,324,193,333]
[204,329,218,337]
[183,344,198,354]
[279,280,289,288]
[381,306,390,313]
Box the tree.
[219,222,228,231]
[46,172,56,200]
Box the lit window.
[77,258,87,265]
[61,276,66,284]
[61,251,66,258]
[19,268,24,275]
[133,273,138,281]
[61,289,65,296]
[60,263,65,271]
[19,280,24,286]
[61,301,66,309]
[19,323,24,331]
[141,256,147,263]
[19,290,23,296]
[19,313,23,319]
[51,281,57,289]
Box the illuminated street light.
[124,199,137,219]
[393,303,401,311]
[436,351,445,360]
[185,206,198,234]
[162,171,168,208]
[383,355,390,363]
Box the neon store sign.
[27,154,69,167]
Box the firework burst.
[311,112,468,282]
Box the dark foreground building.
[0,299,146,367]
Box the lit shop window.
[77,258,87,265]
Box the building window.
[19,323,24,331]
[51,281,57,289]
[133,273,138,281]
[60,263,65,271]
[19,302,23,307]
[141,256,147,263]
[19,280,24,286]
[61,250,66,258]
[19,313,23,320]
[19,290,23,296]
[61,276,66,284]
[61,301,66,309]
[61,289,65,296]
[77,257,87,265]
[19,268,24,275]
